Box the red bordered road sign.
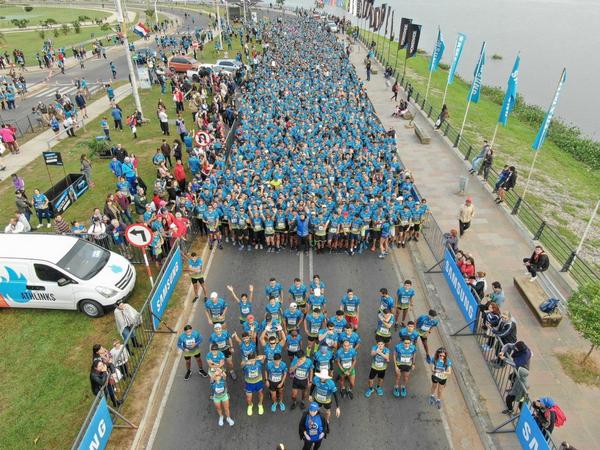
[125,223,153,248]
[194,130,212,147]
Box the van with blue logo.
[0,234,136,317]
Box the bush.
[78,15,91,22]
[145,9,155,18]
[11,18,29,28]
[24,6,33,12]
[61,23,70,35]
[38,30,45,39]
[73,21,81,34]
[100,23,111,31]
[53,28,59,37]
[94,17,104,25]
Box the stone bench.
[414,123,430,144]
[514,276,562,327]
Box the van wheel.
[79,300,105,318]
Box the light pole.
[154,0,159,28]
[115,0,143,115]
[215,0,224,51]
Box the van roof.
[0,233,80,264]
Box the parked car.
[186,64,214,81]
[327,22,339,33]
[212,59,243,74]
[167,55,199,72]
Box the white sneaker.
[36,224,42,229]
[46,223,51,228]
[218,416,224,427]
[529,276,537,282]
[226,417,234,426]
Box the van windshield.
[57,240,110,280]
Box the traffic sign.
[125,223,153,248]
[194,130,212,147]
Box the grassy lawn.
[362,30,600,262]
[556,351,600,388]
[0,5,110,29]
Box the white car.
[0,234,136,317]
[186,64,214,81]
[327,22,339,33]
[212,59,243,74]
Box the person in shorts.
[210,369,235,427]
[187,252,206,303]
[335,339,357,399]
[289,349,314,410]
[393,338,417,398]
[209,323,237,380]
[176,324,208,380]
[395,280,415,329]
[430,347,452,409]
[340,289,360,330]
[242,353,266,416]
[365,341,390,398]
[375,308,394,347]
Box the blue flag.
[468,41,486,103]
[428,28,446,73]
[498,55,520,126]
[447,33,466,85]
[532,68,567,151]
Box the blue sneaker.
[271,403,277,413]
[426,355,433,364]
[401,386,407,398]
[436,399,442,410]
[364,387,374,398]
[393,387,400,398]
[376,386,384,396]
[429,395,436,406]
[279,402,286,412]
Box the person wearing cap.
[207,343,226,377]
[288,278,308,314]
[209,323,237,380]
[265,277,283,301]
[304,307,326,357]
[283,302,304,333]
[233,331,257,361]
[375,308,395,347]
[266,353,288,412]
[227,284,254,324]
[241,352,266,416]
[336,339,358,399]
[298,402,329,450]
[416,309,440,364]
[209,368,235,426]
[340,289,361,330]
[265,295,283,322]
[365,340,391,398]
[309,369,340,422]
[204,291,228,326]
[289,349,314,410]
[393,337,417,398]
[307,288,327,316]
[187,252,206,303]
[458,197,475,236]
[395,280,416,329]
[177,324,208,380]
[243,314,263,344]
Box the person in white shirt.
[16,212,31,232]
[4,218,24,233]
[110,338,130,378]
[114,300,142,349]
[158,108,170,136]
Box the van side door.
[31,263,77,310]
[0,262,35,309]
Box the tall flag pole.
[441,32,466,107]
[424,27,445,102]
[521,68,567,202]
[386,10,395,67]
[395,17,412,80]
[457,41,486,148]
[382,5,391,64]
[491,53,520,148]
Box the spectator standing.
[112,105,123,130]
[114,300,142,348]
[495,166,517,204]
[458,198,475,236]
[15,191,32,222]
[12,173,25,194]
[110,338,130,378]
[469,140,490,174]
[32,188,52,228]
[160,139,172,167]
[80,155,94,188]
[434,104,449,130]
[158,108,170,135]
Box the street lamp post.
[154,0,159,28]
[215,0,224,51]
[115,0,143,115]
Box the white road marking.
[299,250,304,282]
[308,248,314,282]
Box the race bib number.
[241,305,250,314]
[315,392,327,402]
[185,338,195,349]
[400,356,412,364]
[342,360,352,369]
[271,373,282,383]
[288,317,297,325]
[248,368,259,379]
[296,368,307,379]
[346,304,355,312]
[421,325,431,332]
[214,385,225,394]
[329,227,337,233]
[374,360,385,369]
[217,340,226,349]
[400,297,410,304]
[288,343,299,352]
[310,324,320,334]
[378,326,390,336]
[319,362,329,372]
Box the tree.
[61,23,70,35]
[568,282,600,363]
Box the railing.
[357,32,600,288]
[0,109,47,139]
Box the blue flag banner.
[498,55,520,126]
[447,33,466,85]
[428,28,446,73]
[468,41,486,103]
[532,68,567,151]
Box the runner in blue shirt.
[241,353,266,416]
[330,310,347,334]
[289,278,308,314]
[265,277,283,300]
[286,328,303,358]
[242,315,263,343]
[430,347,452,409]
[399,321,420,345]
[265,295,283,322]
[176,324,208,380]
[304,308,326,357]
[283,302,304,332]
[232,331,257,361]
[416,309,439,363]
[336,340,358,399]
[310,369,340,423]
[340,289,361,330]
[265,354,288,412]
[209,368,235,427]
[289,350,314,410]
[337,324,362,350]
[204,292,228,326]
[393,339,417,398]
[261,334,286,364]
[318,321,339,350]
[375,309,394,346]
[227,284,254,324]
[307,288,327,315]
[395,280,416,328]
[310,275,326,295]
[206,344,226,375]
[186,252,206,303]
[313,343,334,377]
[378,288,395,312]
[365,341,390,398]
[208,324,237,380]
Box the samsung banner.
[442,248,479,331]
[77,396,113,450]
[516,405,551,450]
[150,244,183,330]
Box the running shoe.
[184,369,191,380]
[347,390,354,400]
[291,401,297,410]
[271,403,277,413]
[218,244,223,250]
[258,404,264,415]
[364,387,374,398]
[376,386,384,396]
[340,388,347,398]
[401,386,407,398]
[199,369,208,378]
[247,405,253,416]
[226,417,234,426]
[46,223,51,228]
[238,245,244,251]
[209,244,213,251]
[192,296,199,303]
[436,399,442,410]
[279,402,286,411]
[393,387,400,398]
[502,409,514,415]
[218,416,224,427]
[428,395,436,406]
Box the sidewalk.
[350,41,599,448]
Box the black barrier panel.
[45,174,89,215]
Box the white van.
[0,234,136,317]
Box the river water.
[282,0,600,139]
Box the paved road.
[151,246,451,450]
[1,7,206,120]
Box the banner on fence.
[516,404,551,450]
[77,396,113,450]
[150,244,183,330]
[442,248,479,331]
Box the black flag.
[389,10,395,41]
[399,17,412,49]
[383,5,390,35]
[406,23,422,58]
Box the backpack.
[546,404,566,428]
[539,298,559,314]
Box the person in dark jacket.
[491,312,517,357]
[532,398,556,438]
[523,245,550,281]
[497,340,531,369]
[90,359,120,406]
[502,366,529,415]
[298,402,329,450]
[495,166,517,204]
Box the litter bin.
[458,175,469,194]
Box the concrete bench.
[514,275,563,327]
[414,123,430,144]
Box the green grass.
[556,351,600,388]
[0,5,110,29]
[362,30,600,256]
